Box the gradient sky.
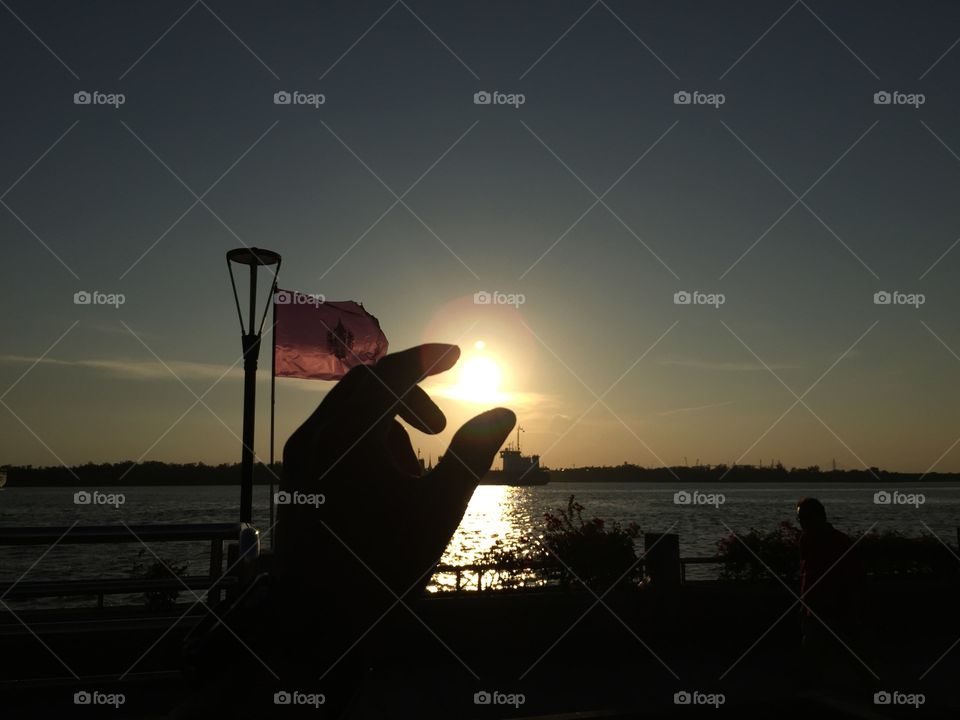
[4,1,960,472]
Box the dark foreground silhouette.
[162,355,958,719]
[175,344,515,717]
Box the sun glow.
[437,341,509,404]
[456,356,502,402]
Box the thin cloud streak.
[657,400,736,416]
[659,359,800,372]
[0,355,244,382]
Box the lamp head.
[226,247,281,267]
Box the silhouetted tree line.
[2,461,282,487]
[3,461,952,486]
[550,463,953,483]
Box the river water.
[1,482,957,606]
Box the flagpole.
[269,288,277,549]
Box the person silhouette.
[176,343,515,718]
[795,497,865,692]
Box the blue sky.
[4,1,960,472]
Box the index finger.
[376,343,460,395]
[284,344,459,452]
[338,344,460,437]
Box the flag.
[273,289,388,380]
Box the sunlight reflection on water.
[440,485,535,566]
[429,481,960,591]
[432,485,540,592]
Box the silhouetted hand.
[276,343,515,622]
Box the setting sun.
[427,341,510,404]
[456,355,502,402]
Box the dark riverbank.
[550,464,956,484]
[4,461,957,487]
[2,462,283,487]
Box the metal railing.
[432,555,727,592]
[0,523,240,608]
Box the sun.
[425,340,512,404]
[447,342,507,403]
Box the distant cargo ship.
[481,426,549,486]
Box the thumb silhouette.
[431,407,516,492]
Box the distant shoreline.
[3,462,958,487]
[546,466,959,485]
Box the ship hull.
[480,469,550,486]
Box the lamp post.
[226,247,281,525]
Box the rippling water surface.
[2,482,957,605]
